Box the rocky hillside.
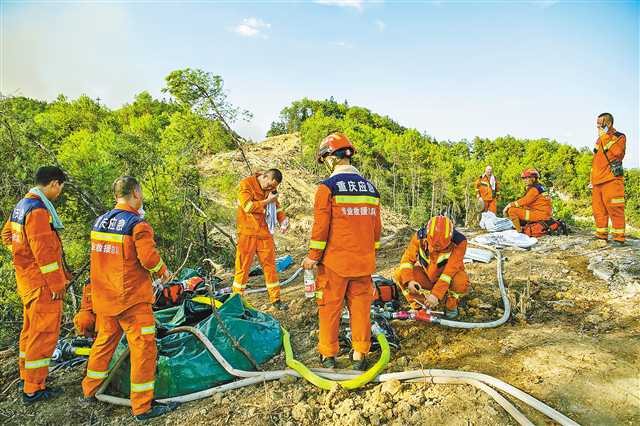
[0,135,638,425]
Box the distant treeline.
[268,97,640,228]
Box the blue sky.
[2,0,638,166]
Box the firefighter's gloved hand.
[280,217,290,234]
[160,269,173,284]
[424,294,439,308]
[302,257,317,270]
[407,281,422,294]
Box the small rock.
[468,297,483,307]
[380,379,402,396]
[292,389,305,402]
[279,375,297,385]
[292,402,311,421]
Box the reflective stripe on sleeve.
[19,351,26,359]
[439,274,452,284]
[524,210,530,221]
[39,262,59,274]
[309,240,327,250]
[243,201,254,213]
[399,262,414,270]
[141,326,156,335]
[148,260,164,273]
[266,282,280,289]
[610,198,625,204]
[374,241,381,249]
[131,381,155,392]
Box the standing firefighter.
[591,112,626,246]
[475,165,500,214]
[302,133,382,370]
[1,166,68,403]
[503,168,552,232]
[81,176,177,421]
[233,169,290,310]
[393,216,469,320]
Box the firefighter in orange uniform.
[475,165,500,213]
[2,166,68,403]
[234,169,289,310]
[591,112,626,246]
[81,176,178,421]
[302,133,382,370]
[503,168,552,232]
[393,216,468,320]
[73,282,96,338]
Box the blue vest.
[11,197,46,226]
[92,209,143,236]
[321,173,380,199]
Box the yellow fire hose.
[282,325,390,390]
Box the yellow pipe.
[282,326,390,390]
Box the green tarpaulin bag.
[107,294,282,398]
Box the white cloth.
[265,202,278,235]
[481,173,496,191]
[472,230,537,249]
[479,211,514,232]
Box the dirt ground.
[1,135,638,425]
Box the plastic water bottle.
[304,269,316,299]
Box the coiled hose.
[95,325,579,426]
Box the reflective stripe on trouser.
[316,265,372,357]
[82,303,157,416]
[507,207,551,230]
[20,286,62,393]
[393,264,469,310]
[592,179,625,242]
[233,234,281,303]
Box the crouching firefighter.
[393,215,469,320]
[81,176,178,421]
[503,168,552,232]
[302,132,382,370]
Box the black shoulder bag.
[600,139,624,177]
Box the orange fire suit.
[475,174,499,214]
[73,283,96,337]
[2,193,67,394]
[393,230,469,310]
[234,174,286,303]
[591,129,626,242]
[82,203,166,416]
[506,183,552,231]
[307,165,382,357]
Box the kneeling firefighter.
[393,215,469,320]
[302,132,382,370]
[503,168,552,232]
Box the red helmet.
[425,215,454,251]
[521,168,540,179]
[316,132,355,164]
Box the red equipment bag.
[155,284,184,309]
[523,219,568,237]
[373,276,399,303]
